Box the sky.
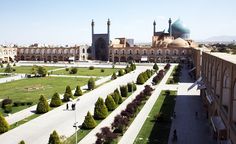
[0,0,236,45]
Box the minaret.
[168,18,172,37]
[107,18,110,44]
[153,20,156,36]
[91,19,95,58]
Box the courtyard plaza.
[0,65,151,144]
[167,65,216,144]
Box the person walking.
[195,111,198,118]
[66,103,69,110]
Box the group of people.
[66,103,76,111]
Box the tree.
[118,69,125,76]
[31,65,38,75]
[69,67,78,74]
[18,140,25,144]
[105,95,117,111]
[0,114,10,134]
[88,77,95,90]
[136,74,145,85]
[127,83,133,92]
[94,97,108,119]
[36,95,50,114]
[96,127,118,144]
[48,130,62,144]
[113,89,122,104]
[120,85,128,97]
[153,63,159,71]
[74,85,83,96]
[111,72,117,80]
[82,111,97,129]
[63,86,74,102]
[50,92,62,107]
[38,66,47,77]
[4,63,13,73]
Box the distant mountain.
[204,35,236,42]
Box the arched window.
[129,50,132,55]
[151,50,154,55]
[136,50,139,55]
[115,50,118,54]
[82,49,85,53]
[122,50,125,54]
[222,68,231,113]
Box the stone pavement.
[168,65,216,144]
[0,73,25,84]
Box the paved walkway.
[5,75,111,125]
[119,65,176,144]
[167,65,216,144]
[50,74,105,79]
[0,73,26,84]
[0,66,151,144]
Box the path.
[167,65,216,144]
[119,65,176,144]
[0,66,151,144]
[0,73,25,84]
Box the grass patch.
[134,90,177,144]
[0,66,60,74]
[0,74,10,78]
[10,113,41,130]
[166,66,180,84]
[0,77,90,114]
[52,67,120,77]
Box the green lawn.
[0,74,10,78]
[134,91,177,144]
[0,77,89,114]
[52,67,120,77]
[166,66,178,84]
[0,66,61,74]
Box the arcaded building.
[201,51,236,144]
[109,18,197,63]
[0,46,17,62]
[16,44,89,62]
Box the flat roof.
[207,52,236,64]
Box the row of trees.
[136,69,154,85]
[81,82,137,130]
[112,62,136,80]
[95,85,154,143]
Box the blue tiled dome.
[172,19,190,34]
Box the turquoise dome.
[172,19,190,33]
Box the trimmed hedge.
[82,111,97,129]
[36,95,50,114]
[0,113,10,133]
[105,95,117,111]
[94,97,108,120]
[120,85,128,97]
[48,130,62,144]
[63,86,74,102]
[74,85,83,96]
[88,77,95,90]
[50,92,62,107]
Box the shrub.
[1,98,12,108]
[4,104,12,113]
[127,83,133,92]
[120,85,128,97]
[153,63,159,71]
[130,62,136,71]
[88,78,95,90]
[74,85,83,96]
[69,67,78,74]
[133,83,137,91]
[89,66,94,70]
[164,63,171,70]
[0,113,10,133]
[48,130,62,144]
[105,95,117,111]
[101,69,105,73]
[111,72,117,80]
[4,63,13,73]
[37,66,47,77]
[36,95,50,114]
[63,86,74,102]
[18,140,25,144]
[136,74,145,85]
[96,127,118,144]
[13,63,16,66]
[50,92,62,107]
[118,69,125,76]
[82,111,97,129]
[26,102,33,106]
[13,101,21,107]
[113,89,122,104]
[111,115,128,134]
[65,68,69,71]
[94,97,108,119]
[0,63,3,68]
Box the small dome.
[168,38,190,48]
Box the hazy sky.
[0,0,235,45]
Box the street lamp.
[73,98,80,144]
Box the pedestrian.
[195,111,198,118]
[172,129,177,141]
[173,111,176,118]
[66,103,69,110]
